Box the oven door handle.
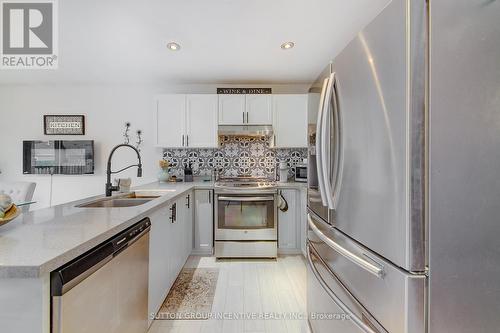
[217,196,274,202]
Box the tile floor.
[148,255,309,333]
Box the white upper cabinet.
[156,93,306,147]
[245,94,272,125]
[218,94,246,125]
[186,94,218,147]
[156,94,186,147]
[156,94,218,148]
[218,94,272,125]
[272,94,308,148]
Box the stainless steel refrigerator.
[306,0,500,332]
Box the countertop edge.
[0,182,211,279]
[0,181,306,279]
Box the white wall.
[0,85,160,209]
[0,83,308,209]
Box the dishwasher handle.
[51,218,151,296]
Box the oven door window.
[218,197,274,229]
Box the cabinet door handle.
[182,135,185,147]
[186,194,190,208]
[186,135,189,147]
[242,112,245,124]
[170,203,177,223]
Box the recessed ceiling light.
[280,41,295,50]
[167,42,181,51]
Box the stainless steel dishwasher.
[50,218,151,333]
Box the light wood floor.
[148,255,309,333]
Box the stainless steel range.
[214,177,277,258]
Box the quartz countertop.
[0,181,213,279]
[0,180,306,279]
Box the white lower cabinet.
[175,191,194,265]
[184,191,194,259]
[148,204,174,325]
[278,188,307,254]
[148,191,194,326]
[172,199,184,277]
[193,189,214,255]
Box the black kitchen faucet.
[105,144,142,196]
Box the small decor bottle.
[158,160,170,182]
[184,162,193,182]
[279,162,289,183]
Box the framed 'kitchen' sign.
[44,115,85,135]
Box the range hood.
[218,125,273,137]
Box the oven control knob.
[244,230,248,233]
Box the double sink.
[77,190,176,208]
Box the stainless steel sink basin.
[77,198,155,208]
[76,190,174,208]
[125,190,175,198]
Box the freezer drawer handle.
[308,214,384,278]
[307,244,383,333]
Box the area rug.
[156,268,219,320]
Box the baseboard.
[278,248,302,255]
[215,241,277,258]
[191,248,302,256]
[190,249,213,256]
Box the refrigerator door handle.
[316,77,329,206]
[308,214,384,278]
[306,243,385,333]
[320,72,337,209]
[331,75,344,209]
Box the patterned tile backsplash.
[163,136,307,180]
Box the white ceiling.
[0,0,389,85]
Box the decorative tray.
[0,205,20,227]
